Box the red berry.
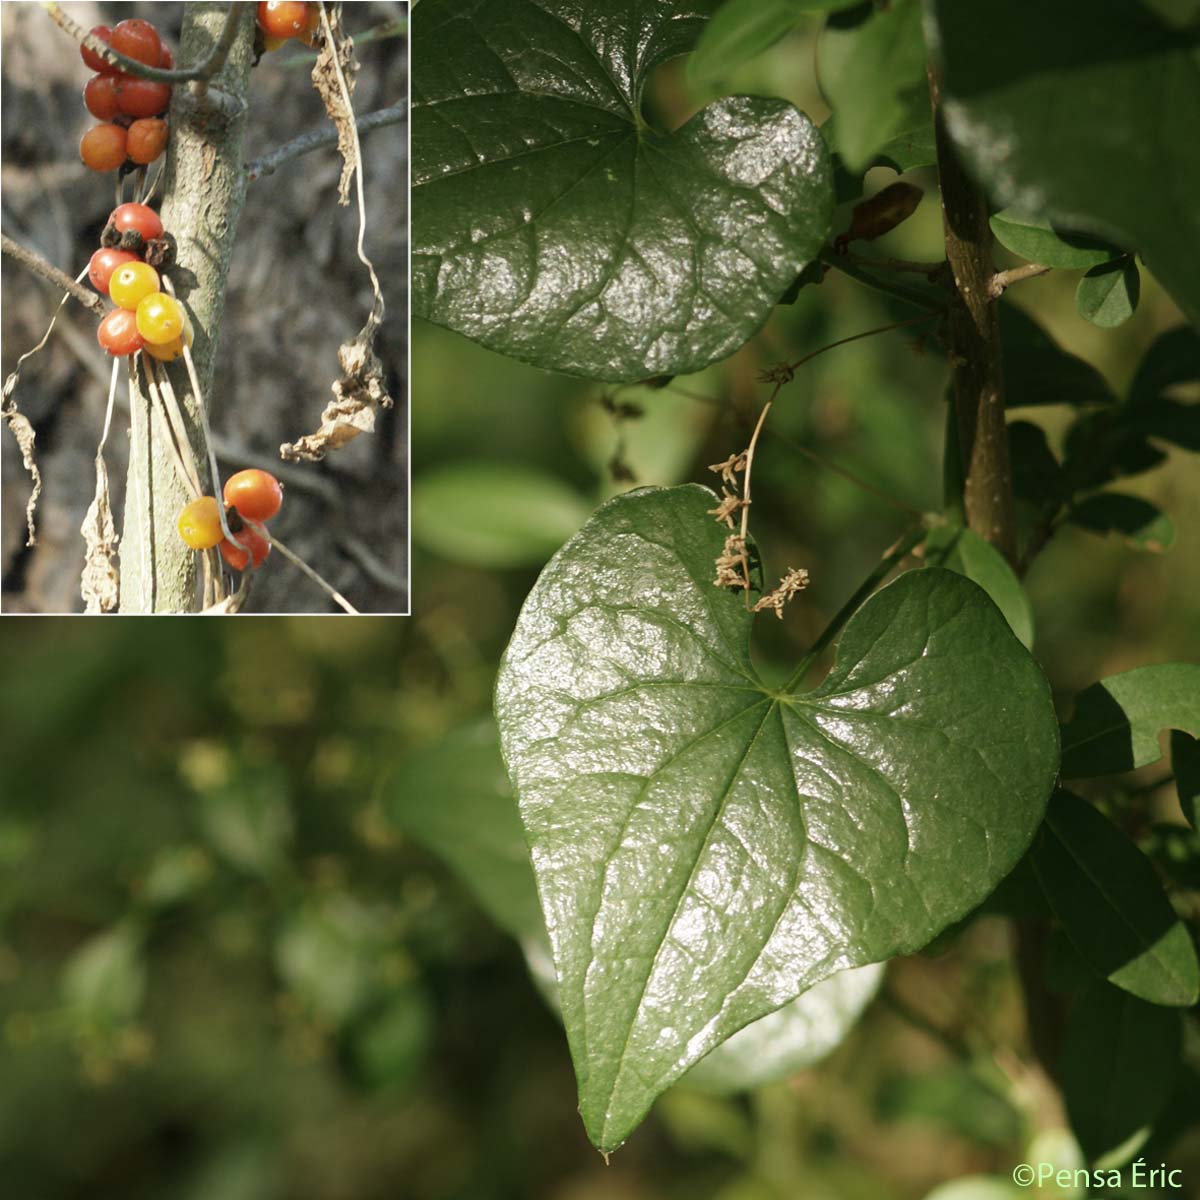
[87,247,139,294]
[178,497,224,551]
[115,77,172,119]
[80,124,128,172]
[83,73,121,120]
[257,2,309,38]
[160,46,175,69]
[97,308,146,357]
[127,117,169,164]
[81,26,115,74]
[299,4,321,46]
[109,203,164,242]
[223,470,284,523]
[220,525,271,571]
[110,19,163,68]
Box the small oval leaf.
[1076,257,1141,328]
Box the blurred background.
[1,1,408,612]
[2,8,1199,1200]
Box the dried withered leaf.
[80,456,119,613]
[2,391,43,547]
[837,181,923,249]
[310,2,360,205]
[280,317,392,462]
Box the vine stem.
[43,1,246,86]
[788,309,942,372]
[258,527,360,614]
[782,525,927,692]
[928,63,1018,565]
[819,246,944,311]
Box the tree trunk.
[119,3,256,613]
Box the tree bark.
[119,4,256,613]
[927,65,1018,566]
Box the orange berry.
[80,123,127,172]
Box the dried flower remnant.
[708,451,747,487]
[713,533,751,590]
[753,567,810,619]
[707,489,746,529]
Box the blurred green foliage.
[4,8,1200,1200]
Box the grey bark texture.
[120,3,256,613]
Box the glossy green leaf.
[1076,258,1140,328]
[989,210,1119,271]
[924,525,1035,648]
[819,0,928,174]
[681,963,883,1092]
[1060,663,1200,777]
[928,0,1200,326]
[384,720,544,944]
[999,305,1117,409]
[1173,731,1200,831]
[1067,493,1174,553]
[1030,790,1200,1007]
[411,463,592,568]
[688,0,858,87]
[496,485,1059,1151]
[1061,983,1180,1164]
[412,0,835,382]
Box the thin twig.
[989,262,1053,298]
[782,525,927,691]
[820,246,945,311]
[1,234,105,313]
[789,310,942,371]
[43,1,246,85]
[258,526,360,614]
[245,103,407,181]
[844,250,944,277]
[143,359,202,499]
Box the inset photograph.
[2,1,408,613]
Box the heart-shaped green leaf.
[411,0,835,382]
[927,0,1200,326]
[495,485,1059,1151]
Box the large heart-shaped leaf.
[927,0,1200,326]
[495,485,1059,1151]
[412,0,834,382]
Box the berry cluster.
[79,19,173,173]
[257,2,321,51]
[90,203,191,360]
[177,470,284,571]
